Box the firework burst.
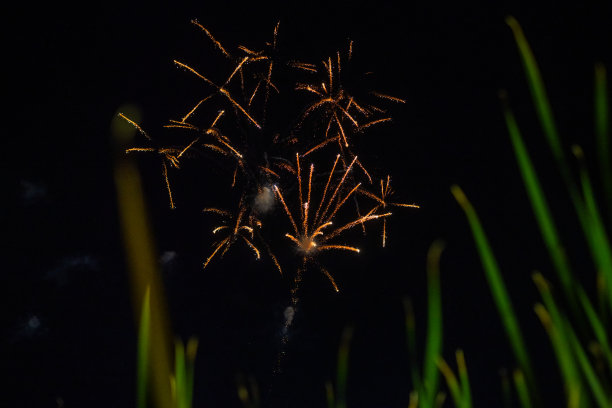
[273,153,391,292]
[121,20,417,293]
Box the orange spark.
[174,60,261,129]
[119,113,182,209]
[202,202,261,269]
[191,20,231,59]
[358,175,419,247]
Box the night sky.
[6,2,612,407]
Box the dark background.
[5,1,611,407]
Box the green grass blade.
[512,370,533,408]
[335,326,353,408]
[500,95,575,303]
[573,146,612,312]
[505,16,564,167]
[451,185,535,394]
[175,340,187,408]
[576,286,612,367]
[438,350,472,408]
[434,393,446,408]
[113,106,173,408]
[436,357,461,407]
[403,297,422,393]
[532,274,582,403]
[184,338,198,408]
[456,350,472,408]
[421,240,445,408]
[533,303,582,405]
[408,391,419,408]
[564,319,611,407]
[594,64,611,218]
[506,17,591,274]
[137,287,151,408]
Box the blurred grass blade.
[596,272,609,323]
[237,374,259,408]
[512,370,532,408]
[506,16,612,308]
[403,297,422,393]
[172,337,198,408]
[500,94,575,304]
[532,274,581,403]
[434,392,446,408]
[436,357,461,407]
[112,105,173,408]
[500,369,513,408]
[505,16,580,198]
[451,185,535,394]
[564,319,610,407]
[594,64,611,219]
[576,286,612,367]
[137,287,151,408]
[422,240,445,408]
[335,326,353,408]
[456,350,472,408]
[408,391,418,408]
[505,16,564,168]
[438,350,472,408]
[325,381,335,408]
[573,146,612,311]
[533,304,581,405]
[175,340,186,408]
[185,338,198,407]
[534,279,610,407]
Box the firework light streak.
[236,21,280,116]
[118,113,181,209]
[295,43,406,185]
[173,59,262,129]
[273,154,391,292]
[164,109,250,187]
[202,198,283,275]
[358,175,419,247]
[201,203,261,270]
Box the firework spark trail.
[236,21,281,125]
[202,199,284,275]
[174,60,262,129]
[294,42,408,186]
[370,91,407,104]
[118,113,152,140]
[164,109,249,183]
[191,19,231,59]
[201,201,261,269]
[119,113,183,208]
[357,175,419,247]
